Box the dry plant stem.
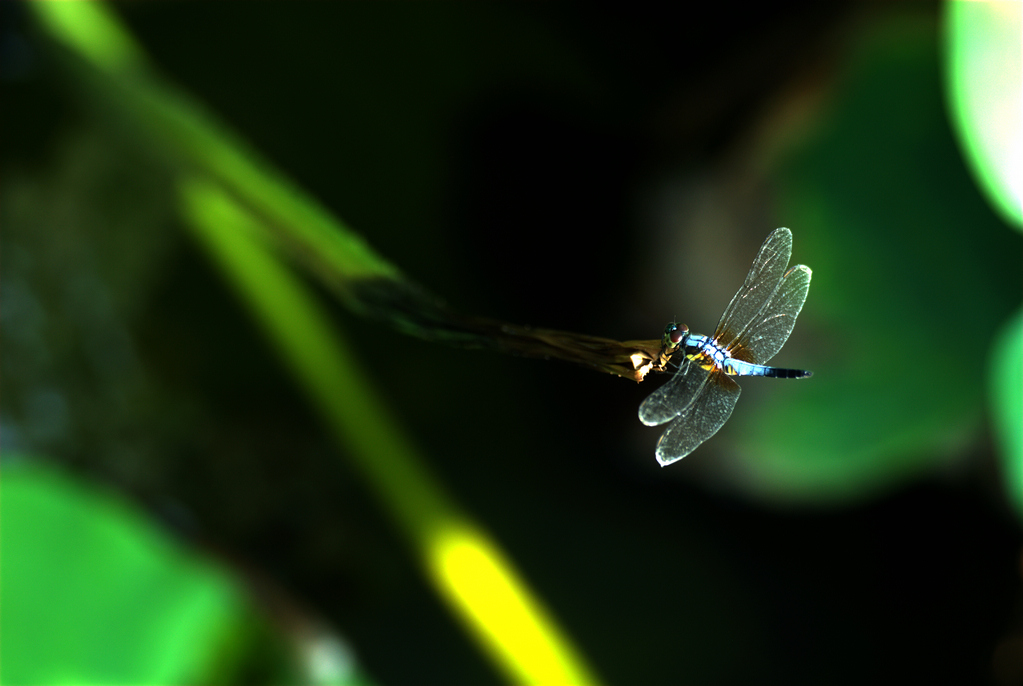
[349,275,666,382]
[472,322,665,382]
[239,201,668,383]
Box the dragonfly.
[639,227,812,466]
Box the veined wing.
[638,358,710,427]
[713,228,792,352]
[726,264,811,365]
[654,373,741,466]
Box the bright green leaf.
[0,461,242,685]
[989,308,1023,520]
[943,0,1022,229]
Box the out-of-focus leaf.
[179,177,600,686]
[0,461,242,685]
[724,15,1022,504]
[943,0,1022,230]
[988,308,1023,520]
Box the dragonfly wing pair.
[644,367,742,466]
[639,228,812,466]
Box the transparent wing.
[638,359,710,427]
[713,228,792,350]
[727,264,811,364]
[654,373,741,466]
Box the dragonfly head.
[662,322,689,350]
[657,322,689,369]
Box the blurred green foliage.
[1,461,243,684]
[943,0,1022,523]
[989,308,1023,518]
[943,0,1021,229]
[1,460,371,685]
[734,13,1022,504]
[179,176,597,685]
[14,3,601,683]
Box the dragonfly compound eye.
[668,324,688,345]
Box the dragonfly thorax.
[683,334,734,373]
